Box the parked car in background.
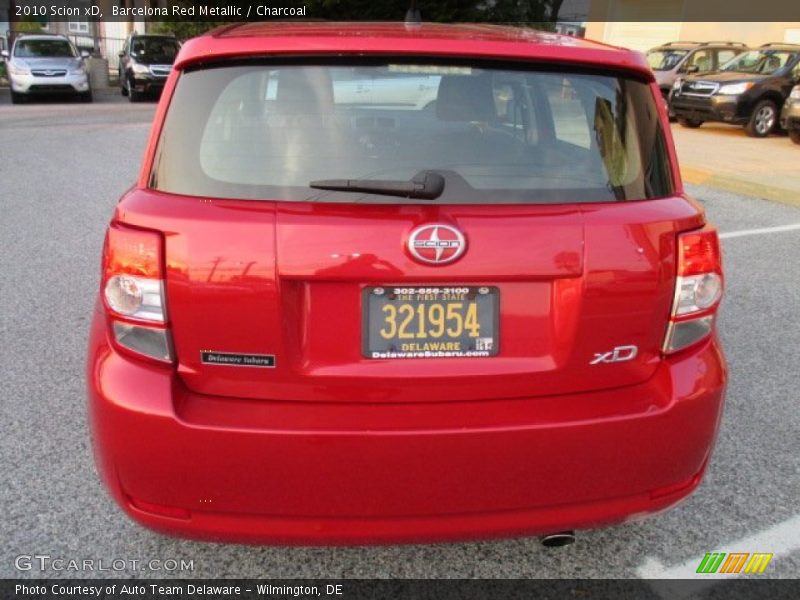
[780,84,800,144]
[646,41,747,102]
[1,34,92,104]
[670,43,800,137]
[88,22,727,545]
[118,33,179,101]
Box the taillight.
[102,224,172,362]
[663,226,723,354]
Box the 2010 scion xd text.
[86,23,727,544]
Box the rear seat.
[431,74,526,163]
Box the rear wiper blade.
[309,170,445,200]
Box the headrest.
[436,74,496,122]
[275,68,334,113]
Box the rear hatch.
[131,57,701,403]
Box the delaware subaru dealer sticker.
[201,352,276,367]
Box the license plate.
[363,286,499,359]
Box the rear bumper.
[87,311,727,545]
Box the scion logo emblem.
[407,224,466,265]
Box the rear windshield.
[151,60,673,204]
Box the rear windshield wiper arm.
[310,170,445,200]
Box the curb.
[681,166,800,209]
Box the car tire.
[10,90,25,104]
[789,127,800,145]
[121,71,128,96]
[678,117,703,128]
[745,100,778,138]
[80,90,93,103]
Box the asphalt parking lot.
[1,94,798,581]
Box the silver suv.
[646,41,748,101]
[1,34,92,104]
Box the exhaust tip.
[540,531,576,548]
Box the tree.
[472,0,565,26]
[13,19,45,35]
[305,0,564,23]
[150,21,227,41]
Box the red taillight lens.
[104,225,162,279]
[102,224,166,323]
[678,229,722,277]
[102,224,172,363]
[664,226,723,354]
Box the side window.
[491,78,538,144]
[685,50,713,73]
[491,81,525,126]
[792,60,800,80]
[200,70,272,182]
[542,76,591,149]
[492,82,514,121]
[716,50,738,69]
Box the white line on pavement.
[637,513,800,598]
[720,223,800,239]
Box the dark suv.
[670,43,800,137]
[118,33,179,101]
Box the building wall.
[585,0,800,51]
[679,22,800,47]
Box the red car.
[87,23,727,545]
